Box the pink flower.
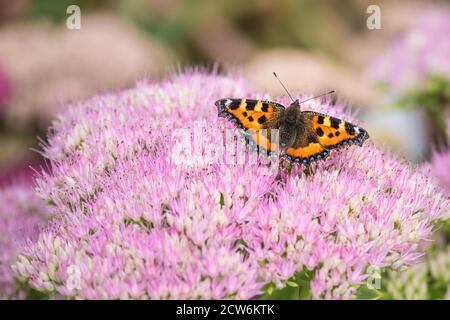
[0,184,49,299]
[11,70,449,299]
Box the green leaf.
[260,283,300,300]
[260,269,314,300]
[354,285,381,300]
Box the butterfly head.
[290,99,300,108]
[285,101,301,123]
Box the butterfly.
[215,97,369,164]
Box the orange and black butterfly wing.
[283,112,369,164]
[302,111,369,150]
[283,127,330,164]
[216,99,285,131]
[216,99,285,154]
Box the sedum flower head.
[12,70,449,299]
[0,184,49,299]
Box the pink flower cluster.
[0,184,49,299]
[368,10,450,95]
[12,70,449,299]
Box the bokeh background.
[0,0,450,300]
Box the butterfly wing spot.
[257,115,267,124]
[330,117,340,129]
[317,115,325,124]
[352,125,361,135]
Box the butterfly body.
[216,98,369,164]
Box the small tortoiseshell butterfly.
[215,74,369,165]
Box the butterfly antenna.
[298,90,335,105]
[273,72,295,102]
